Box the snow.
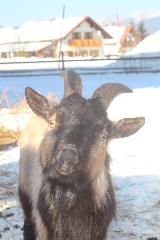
[0,41,52,53]
[101,30,160,73]
[0,16,89,45]
[0,56,115,71]
[2,27,160,72]
[17,17,86,42]
[0,27,17,44]
[1,16,106,53]
[103,26,126,43]
[129,30,160,55]
[0,86,160,239]
[108,88,160,176]
[103,26,126,56]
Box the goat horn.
[63,70,82,98]
[92,83,132,109]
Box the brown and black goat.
[18,70,145,240]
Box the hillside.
[100,9,160,35]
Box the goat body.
[19,70,144,240]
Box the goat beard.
[39,179,77,211]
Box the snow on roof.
[4,16,111,43]
[0,17,111,53]
[0,41,52,53]
[0,27,18,44]
[0,17,87,49]
[103,26,126,43]
[129,30,160,55]
[17,17,85,42]
[17,16,110,42]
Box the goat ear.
[108,117,145,139]
[25,87,51,120]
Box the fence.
[0,55,160,77]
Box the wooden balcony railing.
[68,39,102,47]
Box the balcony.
[68,39,102,47]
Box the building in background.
[0,27,18,58]
[0,16,112,58]
[103,24,142,57]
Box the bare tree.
[137,20,148,40]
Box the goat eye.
[48,112,63,128]
[94,124,107,140]
[94,124,103,133]
[100,132,107,140]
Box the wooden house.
[34,16,112,58]
[103,24,142,57]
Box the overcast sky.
[0,0,160,26]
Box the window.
[66,51,73,57]
[127,33,135,42]
[79,50,88,57]
[90,50,99,57]
[84,32,93,39]
[75,50,81,56]
[72,32,81,39]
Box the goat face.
[25,71,145,189]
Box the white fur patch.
[93,167,108,208]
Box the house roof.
[63,16,112,40]
[103,25,127,43]
[0,27,18,44]
[0,41,52,53]
[103,25,134,44]
[17,16,112,42]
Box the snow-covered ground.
[130,30,160,55]
[107,30,160,74]
[108,88,160,239]
[0,87,160,239]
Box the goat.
[18,70,145,240]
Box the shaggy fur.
[19,73,144,240]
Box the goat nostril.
[63,144,77,153]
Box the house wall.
[120,29,142,54]
[55,21,105,57]
[103,40,121,57]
